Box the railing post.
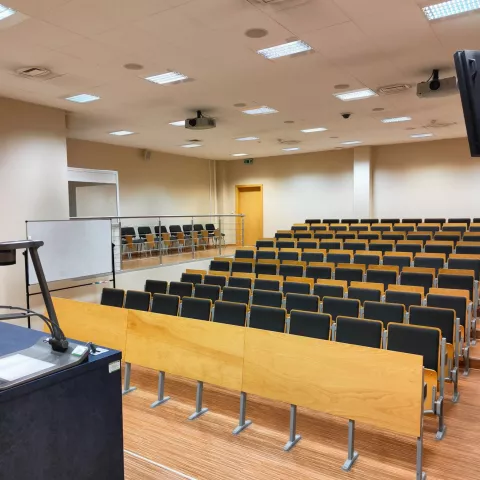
[119,220,123,271]
[191,216,195,259]
[241,215,245,247]
[159,218,163,265]
[218,217,223,256]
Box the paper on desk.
[0,354,54,381]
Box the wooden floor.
[123,365,480,480]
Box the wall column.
[353,146,373,218]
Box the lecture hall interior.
[1,1,480,479]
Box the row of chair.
[303,217,479,225]
[121,223,219,240]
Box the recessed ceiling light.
[283,147,300,151]
[169,120,185,126]
[233,102,247,108]
[245,28,268,38]
[0,4,15,21]
[381,116,412,123]
[301,127,328,133]
[410,133,434,138]
[284,120,295,124]
[145,71,188,85]
[231,153,249,157]
[123,63,144,71]
[235,136,259,141]
[257,40,312,59]
[181,143,202,148]
[65,94,100,103]
[109,130,135,136]
[422,0,480,20]
[333,88,378,101]
[334,84,350,90]
[242,106,278,115]
[341,141,362,145]
[372,107,385,112]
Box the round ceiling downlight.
[245,28,268,38]
[124,63,144,70]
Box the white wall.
[373,138,480,219]
[0,97,69,309]
[76,184,118,217]
[218,149,354,237]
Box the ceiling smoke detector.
[377,84,411,95]
[16,67,51,78]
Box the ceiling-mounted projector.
[185,110,216,130]
[416,69,457,98]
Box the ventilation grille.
[377,84,411,95]
[278,139,301,145]
[16,67,51,78]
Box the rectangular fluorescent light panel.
[341,141,362,145]
[236,136,259,141]
[65,94,100,103]
[145,72,188,85]
[334,88,377,101]
[242,106,278,115]
[411,133,434,138]
[381,116,412,123]
[301,127,328,133]
[232,153,248,157]
[0,4,15,20]
[110,131,134,136]
[283,147,300,151]
[423,0,480,20]
[169,120,185,126]
[257,40,312,59]
[181,144,202,148]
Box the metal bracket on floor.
[284,404,302,451]
[188,380,209,420]
[233,392,252,435]
[341,419,359,471]
[150,371,170,408]
[122,362,137,395]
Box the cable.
[0,305,59,339]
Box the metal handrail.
[71,214,244,220]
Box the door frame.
[235,184,264,245]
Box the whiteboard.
[27,220,112,284]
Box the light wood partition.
[241,328,423,437]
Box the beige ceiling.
[0,0,477,159]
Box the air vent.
[377,84,411,95]
[278,139,301,145]
[16,67,51,78]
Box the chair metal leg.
[435,396,446,440]
[284,404,302,451]
[416,435,427,479]
[342,419,359,471]
[122,362,137,395]
[232,392,252,435]
[150,371,170,408]
[188,381,209,420]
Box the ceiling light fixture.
[422,0,480,20]
[381,116,412,123]
[235,136,259,141]
[301,127,328,133]
[283,147,300,151]
[0,4,15,21]
[333,88,377,101]
[242,106,278,115]
[109,131,134,136]
[145,71,188,85]
[181,143,202,148]
[169,120,185,126]
[65,94,100,103]
[341,141,362,145]
[231,153,249,157]
[257,40,312,59]
[410,133,434,138]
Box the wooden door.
[236,185,263,246]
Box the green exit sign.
[243,158,254,165]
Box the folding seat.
[168,281,193,299]
[350,223,371,232]
[314,279,347,300]
[144,280,168,295]
[335,316,383,348]
[213,301,247,327]
[363,301,405,329]
[255,262,278,276]
[101,287,125,308]
[293,232,313,240]
[289,311,331,339]
[181,272,203,285]
[407,232,433,244]
[231,260,254,274]
[276,240,297,249]
[393,223,416,232]
[311,224,330,232]
[469,222,480,232]
[402,218,422,224]
[204,274,227,288]
[169,225,182,239]
[357,231,381,241]
[322,296,360,320]
[330,223,349,231]
[334,263,364,285]
[381,218,400,224]
[433,232,461,245]
[275,231,294,239]
[416,224,440,233]
[182,224,193,238]
[383,252,412,271]
[353,251,381,268]
[382,232,405,242]
[291,224,309,232]
[285,293,319,313]
[151,293,180,316]
[385,285,424,310]
[400,267,435,294]
[323,219,340,224]
[425,241,454,257]
[301,249,325,264]
[181,297,212,321]
[251,289,283,308]
[369,240,395,254]
[297,240,319,250]
[222,286,250,305]
[347,281,383,304]
[448,218,471,228]
[442,223,468,234]
[249,305,286,332]
[462,232,480,242]
[387,323,446,440]
[305,219,321,225]
[424,218,446,226]
[414,253,446,274]
[448,255,480,280]
[456,242,480,254]
[314,232,334,240]
[194,284,221,303]
[366,265,398,290]
[256,239,275,248]
[283,281,310,295]
[228,275,253,290]
[256,248,277,260]
[138,226,154,240]
[320,240,343,250]
[279,264,304,279]
[209,260,231,272]
[371,223,392,232]
[335,231,357,240]
[342,219,360,224]
[306,263,334,281]
[437,269,476,308]
[361,219,379,224]
[254,278,281,291]
[278,249,300,262]
[326,250,352,265]
[344,240,368,253]
[235,248,255,259]
[395,240,422,255]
